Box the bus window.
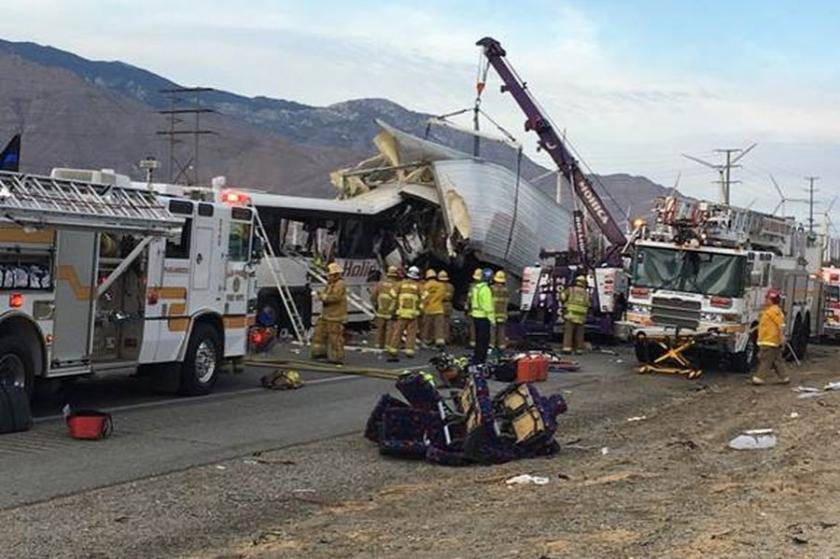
[338,219,375,258]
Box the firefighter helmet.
[472,268,483,281]
[407,266,421,280]
[438,270,449,281]
[493,270,506,284]
[767,288,781,303]
[386,265,398,278]
[327,262,342,276]
[575,275,588,287]
[425,269,437,279]
[482,268,493,282]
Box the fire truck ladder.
[251,208,309,345]
[0,171,179,234]
[282,248,376,320]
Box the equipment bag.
[396,372,441,412]
[493,384,567,450]
[515,355,549,383]
[0,382,32,435]
[378,407,433,458]
[364,394,409,443]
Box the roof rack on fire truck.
[0,170,179,234]
[651,195,799,255]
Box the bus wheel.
[179,323,221,396]
[0,337,34,399]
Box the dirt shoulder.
[4,346,840,559]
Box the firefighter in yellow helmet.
[387,265,422,361]
[490,270,509,350]
[420,269,437,343]
[311,262,348,363]
[421,268,447,348]
[370,265,399,350]
[438,270,454,344]
[465,268,482,348]
[560,274,590,355]
[752,289,789,385]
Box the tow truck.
[0,168,260,397]
[477,37,630,337]
[620,196,823,375]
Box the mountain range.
[0,38,670,218]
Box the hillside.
[0,38,672,218]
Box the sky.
[2,0,840,225]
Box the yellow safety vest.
[469,282,495,321]
[563,285,590,325]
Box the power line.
[805,176,820,234]
[681,143,756,205]
[156,87,217,185]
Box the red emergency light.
[9,292,23,308]
[220,189,251,206]
[710,296,733,308]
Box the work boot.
[750,376,765,386]
[562,349,572,356]
[775,377,791,385]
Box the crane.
[476,37,627,265]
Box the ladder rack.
[0,171,179,235]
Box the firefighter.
[310,262,348,364]
[387,265,422,361]
[421,268,447,348]
[470,268,495,363]
[371,265,399,350]
[753,289,789,385]
[560,275,590,355]
[490,270,509,350]
[439,270,454,344]
[466,268,482,348]
[420,269,437,343]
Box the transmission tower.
[682,143,756,205]
[805,176,820,234]
[156,87,216,185]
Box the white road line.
[33,374,365,424]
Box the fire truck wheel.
[0,337,35,398]
[732,332,758,374]
[179,323,221,396]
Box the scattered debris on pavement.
[728,429,777,450]
[505,474,549,486]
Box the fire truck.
[820,266,840,339]
[0,168,259,397]
[620,196,823,373]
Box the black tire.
[179,322,221,396]
[799,314,811,358]
[732,332,758,374]
[787,315,803,362]
[0,336,35,399]
[634,340,663,364]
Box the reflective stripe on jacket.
[758,304,785,347]
[491,284,509,323]
[421,279,446,315]
[469,282,495,321]
[320,278,348,322]
[396,279,421,319]
[562,285,590,325]
[371,279,398,319]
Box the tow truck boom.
[477,37,628,257]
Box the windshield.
[632,246,746,297]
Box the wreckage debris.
[364,367,567,466]
[728,429,777,450]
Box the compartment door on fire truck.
[224,206,253,355]
[53,230,96,367]
[190,203,218,309]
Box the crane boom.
[477,37,627,250]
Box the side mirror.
[251,236,265,262]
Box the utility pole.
[805,176,820,234]
[682,143,756,205]
[156,87,216,185]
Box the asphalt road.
[0,347,422,510]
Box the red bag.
[66,410,113,440]
[516,355,549,383]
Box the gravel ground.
[5,345,840,558]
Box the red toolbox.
[515,355,549,383]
